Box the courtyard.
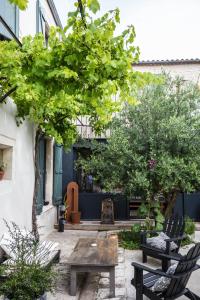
[44,228,200,300]
[1,0,200,299]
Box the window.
[37,1,50,45]
[0,0,19,40]
[0,135,14,181]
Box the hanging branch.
[77,0,87,28]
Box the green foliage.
[0,264,55,300]
[1,0,142,148]
[178,216,195,247]
[184,216,196,236]
[118,223,141,250]
[0,222,56,299]
[181,235,193,247]
[138,201,164,230]
[78,75,200,206]
[8,0,100,12]
[8,0,28,10]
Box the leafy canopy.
[8,0,99,11]
[8,0,28,10]
[1,0,141,147]
[77,75,200,199]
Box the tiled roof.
[133,58,200,66]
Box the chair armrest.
[165,234,187,253]
[131,262,179,279]
[159,252,183,261]
[164,234,187,243]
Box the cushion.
[0,232,59,266]
[0,232,16,259]
[147,232,178,251]
[0,230,35,259]
[151,263,177,292]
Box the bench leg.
[70,267,77,296]
[110,267,115,297]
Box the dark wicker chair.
[140,215,185,271]
[132,242,200,300]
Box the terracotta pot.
[71,211,81,224]
[0,171,5,181]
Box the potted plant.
[0,222,56,300]
[0,161,6,181]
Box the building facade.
[0,0,62,238]
[133,59,200,83]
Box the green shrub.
[180,216,196,247]
[118,224,142,250]
[184,216,195,236]
[0,222,56,300]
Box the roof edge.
[133,58,200,66]
[47,0,63,29]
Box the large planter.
[4,293,47,300]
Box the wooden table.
[68,236,118,297]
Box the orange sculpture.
[65,182,81,224]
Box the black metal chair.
[132,243,200,300]
[140,215,185,271]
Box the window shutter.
[53,144,63,206]
[0,1,19,39]
[36,137,46,215]
[36,0,45,34]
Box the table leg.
[70,267,77,296]
[110,267,115,297]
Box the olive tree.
[78,76,200,217]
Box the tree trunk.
[32,128,42,239]
[165,191,177,218]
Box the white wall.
[0,0,59,240]
[40,0,57,26]
[133,63,200,83]
[19,0,36,38]
[0,99,35,233]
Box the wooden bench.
[68,236,118,297]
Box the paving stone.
[115,287,126,297]
[100,272,110,278]
[118,256,125,263]
[96,288,111,299]
[99,278,125,289]
[103,298,122,300]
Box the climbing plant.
[8,0,28,10]
[0,0,142,234]
[1,0,140,147]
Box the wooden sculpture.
[65,182,81,224]
[101,198,114,224]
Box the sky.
[54,0,200,61]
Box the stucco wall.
[0,0,59,239]
[19,0,36,37]
[133,63,200,83]
[0,99,35,233]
